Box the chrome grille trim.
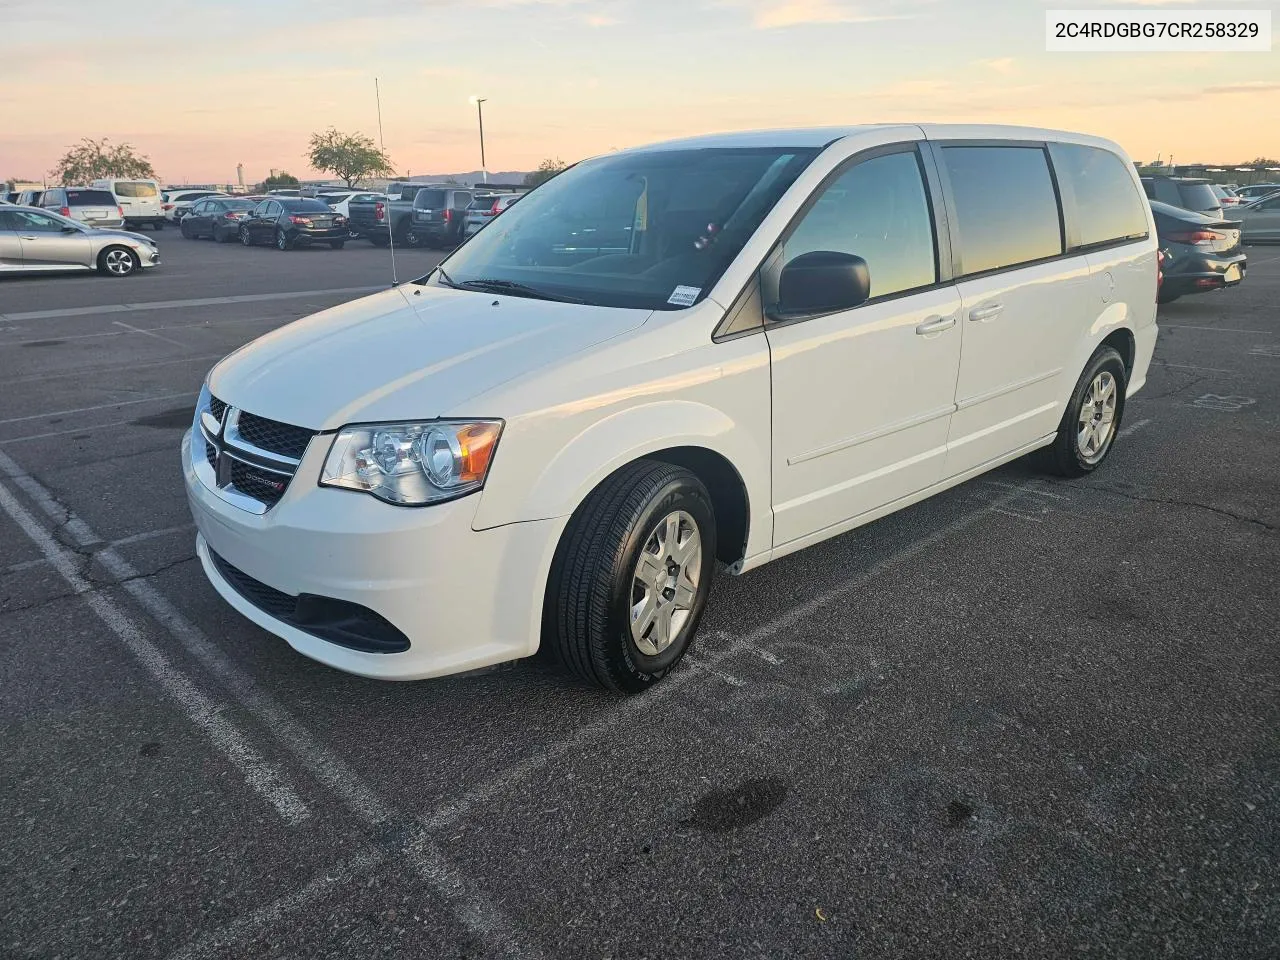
[193,391,311,515]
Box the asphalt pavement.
[1,235,1277,959]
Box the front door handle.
[968,302,1005,323]
[18,236,38,241]
[915,314,957,337]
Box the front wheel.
[545,460,716,693]
[240,226,253,246]
[179,219,193,239]
[329,241,345,250]
[152,220,164,231]
[97,246,139,278]
[1039,346,1127,477]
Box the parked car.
[1150,200,1246,303]
[183,124,1158,691]
[40,188,125,229]
[0,205,160,277]
[463,193,519,238]
[1140,176,1222,218]
[180,197,259,242]
[1210,184,1242,208]
[1233,183,1280,202]
[16,189,44,207]
[320,191,383,238]
[347,183,472,247]
[266,189,302,198]
[237,197,349,249]
[1236,192,1280,243]
[164,189,228,222]
[93,178,165,229]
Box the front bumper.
[182,429,564,680]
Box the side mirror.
[61,225,79,233]
[771,251,871,319]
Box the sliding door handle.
[968,302,1005,323]
[915,314,957,337]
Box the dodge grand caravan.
[184,124,1158,693]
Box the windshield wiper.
[431,265,459,288]
[454,278,586,304]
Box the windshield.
[428,146,818,309]
[283,199,331,212]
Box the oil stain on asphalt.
[685,777,789,833]
[132,407,195,429]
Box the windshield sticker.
[667,285,701,307]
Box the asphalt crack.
[1069,483,1277,533]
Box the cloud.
[584,13,618,25]
[976,57,1016,75]
[740,0,910,29]
[1202,81,1280,95]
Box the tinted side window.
[1177,183,1219,211]
[1049,143,1148,248]
[781,150,937,301]
[413,190,447,209]
[941,146,1062,275]
[1153,181,1181,206]
[116,182,158,198]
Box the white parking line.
[0,392,194,427]
[2,353,227,387]
[111,318,189,347]
[2,523,193,575]
[0,447,542,960]
[0,478,310,825]
[165,847,388,960]
[1161,324,1276,335]
[0,285,384,322]
[1119,418,1153,438]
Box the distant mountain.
[407,170,529,186]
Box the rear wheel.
[213,225,230,243]
[329,241,345,250]
[240,226,253,246]
[1039,346,1127,478]
[370,234,390,248]
[179,219,193,239]
[275,228,292,251]
[153,220,164,231]
[97,246,139,278]
[545,460,716,693]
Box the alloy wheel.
[629,510,702,656]
[1077,371,1117,463]
[103,249,135,276]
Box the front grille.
[229,458,289,508]
[236,412,315,460]
[208,548,411,654]
[208,395,228,423]
[205,440,218,468]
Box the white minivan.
[183,124,1158,692]
[93,178,164,230]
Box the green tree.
[523,157,567,188]
[51,138,156,185]
[264,172,300,190]
[306,128,395,188]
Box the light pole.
[469,95,488,183]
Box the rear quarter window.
[940,145,1063,276]
[412,190,447,209]
[65,190,117,205]
[1049,143,1149,248]
[1178,183,1219,211]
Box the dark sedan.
[180,197,259,242]
[238,198,348,250]
[1151,200,1246,304]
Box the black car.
[238,198,349,250]
[180,197,259,242]
[1151,200,1246,304]
[1141,176,1222,219]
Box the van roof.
[618,123,1125,155]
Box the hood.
[207,285,651,430]
[92,228,156,245]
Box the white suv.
[183,124,1158,692]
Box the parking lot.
[2,237,1277,958]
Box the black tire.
[1157,290,1181,304]
[179,219,193,239]
[153,220,165,231]
[240,226,253,246]
[545,460,716,693]
[329,241,345,250]
[369,234,390,248]
[275,228,292,251]
[1039,346,1127,478]
[400,226,420,248]
[97,245,139,278]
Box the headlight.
[320,420,502,506]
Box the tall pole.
[375,77,385,152]
[474,98,488,183]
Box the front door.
[9,209,93,268]
[765,146,962,547]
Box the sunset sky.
[2,0,1277,185]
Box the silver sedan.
[0,206,161,278]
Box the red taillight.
[490,201,500,215]
[117,205,124,217]
[225,211,241,219]
[289,215,310,225]
[1167,230,1224,245]
[374,201,385,220]
[162,203,173,210]
[444,208,453,223]
[1156,250,1165,298]
[60,206,70,216]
